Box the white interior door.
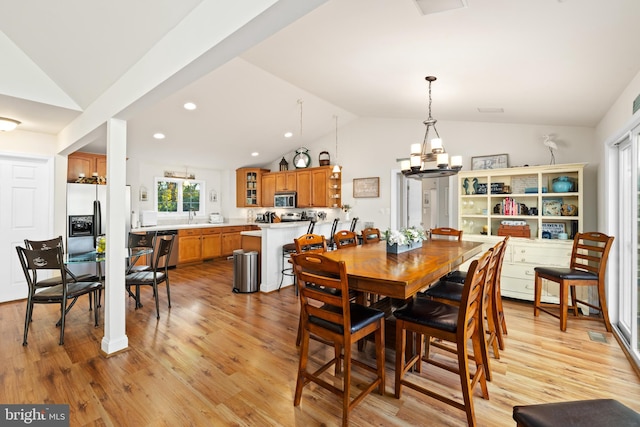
[0,155,52,302]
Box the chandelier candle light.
[401,76,462,178]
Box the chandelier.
[401,76,462,178]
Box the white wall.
[126,157,224,223]
[0,130,57,156]
[299,117,598,231]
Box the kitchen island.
[256,220,350,292]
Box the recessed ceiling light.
[251,152,259,157]
[284,132,293,138]
[184,102,197,110]
[153,133,166,139]
[477,107,504,113]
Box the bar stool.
[278,220,316,294]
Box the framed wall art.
[353,177,379,198]
[471,153,509,170]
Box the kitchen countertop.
[132,218,254,232]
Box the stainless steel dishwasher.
[155,230,179,268]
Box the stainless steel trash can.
[232,249,259,293]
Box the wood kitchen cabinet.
[297,166,335,208]
[201,228,222,259]
[261,173,275,207]
[275,171,297,191]
[178,226,252,265]
[236,168,269,207]
[178,229,202,264]
[261,171,298,207]
[67,152,107,183]
[221,226,244,257]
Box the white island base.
[257,220,350,293]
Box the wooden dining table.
[324,238,483,353]
[323,239,483,300]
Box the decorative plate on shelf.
[542,199,562,216]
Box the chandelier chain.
[298,99,303,137]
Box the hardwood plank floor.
[2,260,639,426]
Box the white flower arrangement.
[383,227,427,246]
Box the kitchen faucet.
[188,208,196,224]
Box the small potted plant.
[383,226,427,254]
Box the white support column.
[101,118,129,355]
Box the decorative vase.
[344,211,350,221]
[386,240,423,254]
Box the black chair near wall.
[327,217,340,249]
[125,235,175,319]
[24,236,95,286]
[127,231,156,274]
[16,245,102,345]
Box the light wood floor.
[2,260,639,426]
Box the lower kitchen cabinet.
[202,228,222,259]
[221,226,244,257]
[178,225,253,265]
[178,229,203,264]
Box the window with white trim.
[154,177,205,217]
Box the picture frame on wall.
[353,177,380,198]
[471,153,509,170]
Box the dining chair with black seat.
[24,236,96,286]
[431,227,463,241]
[349,217,359,232]
[294,232,327,254]
[127,231,156,274]
[293,233,329,346]
[361,227,381,244]
[16,245,102,345]
[24,236,99,310]
[291,252,385,427]
[334,230,358,249]
[420,242,501,381]
[394,249,492,427]
[125,234,175,319]
[423,236,510,354]
[534,231,615,332]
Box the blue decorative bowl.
[552,180,573,193]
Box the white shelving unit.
[456,163,586,306]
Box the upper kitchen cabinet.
[275,171,297,192]
[262,170,297,207]
[261,173,276,207]
[67,152,107,183]
[297,166,339,208]
[236,168,269,207]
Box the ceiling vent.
[414,0,468,15]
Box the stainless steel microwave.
[274,192,297,208]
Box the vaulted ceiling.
[2,0,639,169]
